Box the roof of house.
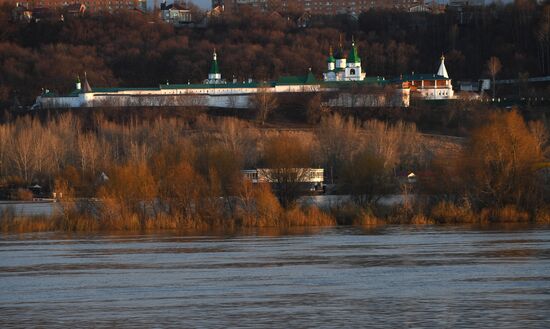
[64,3,85,12]
[322,76,386,87]
[164,4,190,11]
[277,71,317,85]
[392,73,450,83]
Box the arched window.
[350,69,356,75]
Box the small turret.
[437,54,449,79]
[334,35,347,69]
[208,48,222,82]
[327,46,335,71]
[347,38,361,67]
[83,71,92,93]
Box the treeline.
[0,110,549,232]
[0,112,430,231]
[1,2,550,108]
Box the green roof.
[277,72,317,85]
[321,76,386,88]
[160,82,266,89]
[347,42,360,63]
[209,59,219,74]
[327,46,336,63]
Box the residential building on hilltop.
[15,0,145,12]
[223,0,429,15]
[160,0,192,26]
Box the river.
[1,226,550,328]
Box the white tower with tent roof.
[437,54,449,79]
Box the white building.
[394,55,454,100]
[242,168,324,190]
[160,1,192,26]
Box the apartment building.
[222,0,426,15]
[16,0,145,12]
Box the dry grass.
[352,209,385,226]
[430,201,476,224]
[1,216,58,233]
[283,206,336,227]
[479,205,531,223]
[3,199,547,234]
[535,207,550,224]
[410,213,435,225]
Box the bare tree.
[9,128,38,182]
[0,125,13,177]
[487,56,502,99]
[536,7,550,75]
[261,135,313,207]
[316,114,363,183]
[252,86,278,125]
[78,133,101,174]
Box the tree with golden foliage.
[462,111,544,210]
[99,162,157,228]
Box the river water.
[1,226,550,328]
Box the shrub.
[13,188,33,201]
[352,208,384,226]
[430,201,476,224]
[480,205,531,223]
[410,213,434,225]
[284,206,336,227]
[535,207,550,224]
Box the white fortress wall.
[36,83,409,109]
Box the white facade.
[34,47,414,109]
[402,56,455,100]
[242,168,324,184]
[35,83,326,109]
[415,83,454,100]
[160,2,192,26]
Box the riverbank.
[2,199,549,234]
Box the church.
[323,40,366,82]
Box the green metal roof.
[322,76,386,88]
[209,58,219,75]
[277,72,317,85]
[92,87,160,92]
[163,82,265,89]
[347,42,360,63]
[327,46,335,63]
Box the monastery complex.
[34,41,454,109]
